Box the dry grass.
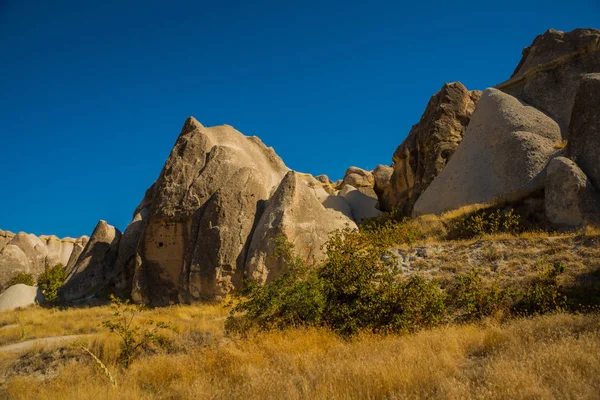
[1,306,599,399]
[554,139,568,150]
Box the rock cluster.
[0,229,88,289]
[58,119,364,305]
[498,28,600,134]
[4,27,599,305]
[383,82,482,216]
[383,28,600,227]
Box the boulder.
[339,184,380,223]
[246,171,357,284]
[567,73,600,189]
[385,82,482,215]
[0,245,31,287]
[60,220,122,302]
[0,230,14,252]
[545,157,599,228]
[498,28,600,134]
[65,236,89,274]
[342,167,375,190]
[372,164,393,210]
[43,235,76,269]
[131,117,289,305]
[0,284,44,311]
[413,88,561,216]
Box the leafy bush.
[457,208,520,238]
[228,232,446,336]
[514,262,567,315]
[37,264,67,304]
[226,236,325,332]
[103,295,177,368]
[451,269,510,321]
[6,271,35,287]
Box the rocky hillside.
[2,27,599,306]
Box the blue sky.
[1,0,598,238]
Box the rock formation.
[0,284,44,311]
[60,220,122,302]
[339,167,380,222]
[0,230,88,289]
[498,28,600,135]
[6,27,599,305]
[545,157,599,228]
[120,118,362,305]
[384,82,482,216]
[246,171,357,284]
[567,73,600,189]
[413,88,561,216]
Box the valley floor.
[0,304,599,399]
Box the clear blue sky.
[1,0,598,238]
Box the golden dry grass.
[1,304,599,399]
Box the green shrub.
[228,232,446,336]
[514,262,567,315]
[451,269,510,321]
[6,271,35,287]
[226,236,325,332]
[37,264,67,304]
[103,295,177,368]
[456,208,520,238]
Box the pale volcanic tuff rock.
[413,88,561,216]
[372,164,393,209]
[0,230,88,289]
[246,171,357,284]
[545,157,599,228]
[0,284,45,311]
[567,73,600,190]
[128,117,361,305]
[60,220,121,302]
[499,28,600,135]
[384,82,482,216]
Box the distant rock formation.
[383,82,482,216]
[0,229,88,289]
[498,28,600,135]
[413,88,561,216]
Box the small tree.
[6,271,35,287]
[37,264,67,304]
[103,295,177,368]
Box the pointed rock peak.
[180,116,204,136]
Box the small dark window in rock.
[158,242,164,248]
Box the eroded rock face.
[567,73,600,190]
[385,82,482,216]
[499,28,600,134]
[0,230,86,289]
[342,167,375,191]
[60,221,121,302]
[131,118,290,305]
[372,164,393,210]
[246,171,357,284]
[413,88,561,216]
[545,157,599,228]
[0,230,14,252]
